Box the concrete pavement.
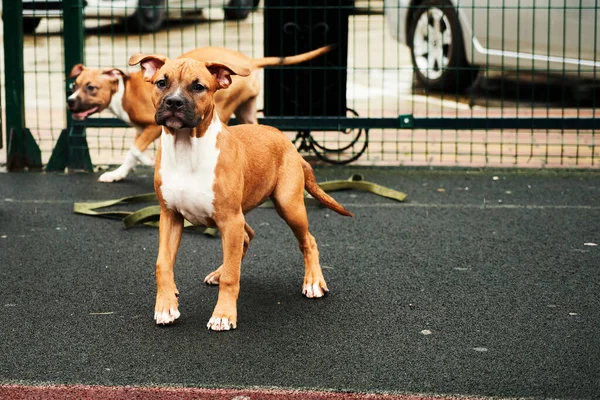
[0,167,598,398]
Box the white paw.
[154,308,180,325]
[207,317,236,331]
[98,169,127,183]
[137,154,155,167]
[203,272,220,285]
[303,283,328,298]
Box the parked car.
[384,0,600,91]
[22,0,259,33]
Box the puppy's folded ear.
[101,68,127,82]
[128,54,168,82]
[68,64,85,79]
[205,61,251,90]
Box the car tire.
[128,0,166,32]
[407,0,477,92]
[23,17,41,34]
[224,0,253,20]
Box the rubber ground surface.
[0,167,598,399]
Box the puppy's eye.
[69,83,76,92]
[192,82,205,92]
[86,84,97,92]
[156,79,167,89]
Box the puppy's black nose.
[67,97,76,107]
[165,95,185,110]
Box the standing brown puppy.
[128,53,352,331]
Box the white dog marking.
[107,76,132,126]
[98,145,152,183]
[160,117,222,226]
[154,308,180,325]
[207,317,235,331]
[302,283,325,298]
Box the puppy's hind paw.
[203,269,221,285]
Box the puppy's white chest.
[159,123,221,226]
[108,76,133,126]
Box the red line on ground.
[0,384,482,400]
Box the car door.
[458,0,598,76]
[459,0,540,69]
[552,0,599,74]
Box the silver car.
[22,0,258,33]
[384,0,600,90]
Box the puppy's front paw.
[154,291,180,325]
[207,316,236,331]
[302,273,329,299]
[302,283,329,298]
[98,168,128,183]
[207,304,237,331]
[137,154,155,167]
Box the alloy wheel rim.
[412,7,452,80]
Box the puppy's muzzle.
[156,94,198,129]
[164,95,185,111]
[67,94,100,120]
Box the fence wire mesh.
[2,0,599,168]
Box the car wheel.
[408,0,477,91]
[224,0,253,20]
[23,17,41,34]
[128,0,166,32]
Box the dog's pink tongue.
[71,113,87,121]
[71,106,98,120]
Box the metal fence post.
[46,0,93,172]
[0,65,3,151]
[2,0,42,170]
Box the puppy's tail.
[301,160,353,217]
[251,44,336,69]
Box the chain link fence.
[2,0,599,169]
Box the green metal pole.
[0,59,3,150]
[63,0,88,172]
[63,0,93,171]
[2,0,25,166]
[2,0,42,170]
[47,0,93,172]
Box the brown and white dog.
[127,52,352,331]
[67,45,333,183]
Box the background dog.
[67,45,333,182]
